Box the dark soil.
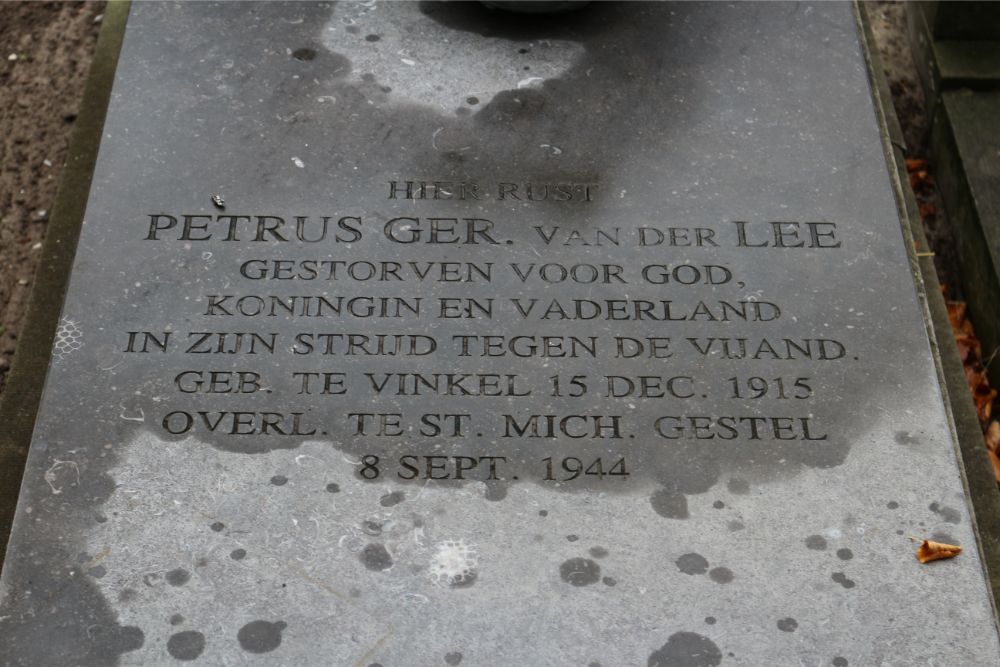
[866,1,964,299]
[0,1,104,393]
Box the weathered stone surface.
[2,2,998,665]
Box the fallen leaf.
[988,448,1000,484]
[916,539,962,564]
[986,421,1000,455]
[905,158,928,172]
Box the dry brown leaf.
[916,540,962,564]
[905,158,928,172]
[988,447,1000,484]
[986,422,1000,455]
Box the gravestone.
[2,2,999,665]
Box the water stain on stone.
[567,534,579,542]
[708,567,733,584]
[169,614,184,626]
[166,568,191,587]
[805,535,827,550]
[727,520,745,532]
[365,34,381,42]
[887,501,899,509]
[118,588,137,602]
[560,557,601,586]
[675,553,709,576]
[833,658,849,666]
[237,620,287,654]
[361,543,393,571]
[895,431,920,445]
[326,482,341,493]
[346,25,360,34]
[210,522,225,532]
[538,510,548,517]
[777,617,798,632]
[651,488,689,519]
[167,630,206,661]
[88,565,107,579]
[648,631,722,667]
[445,651,463,665]
[230,548,247,561]
[380,491,406,507]
[589,546,609,559]
[929,502,960,524]
[270,475,288,486]
[831,572,856,589]
[836,548,853,561]
[484,480,507,501]
[712,500,725,509]
[727,478,750,495]
[602,576,617,587]
[704,616,716,625]
[291,48,316,61]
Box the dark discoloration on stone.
[651,488,689,519]
[445,651,463,665]
[805,535,828,550]
[166,568,191,586]
[712,500,725,509]
[602,576,617,587]
[209,521,225,532]
[365,33,381,42]
[895,431,920,445]
[648,631,722,667]
[291,47,316,61]
[833,658,849,666]
[836,548,854,561]
[450,570,478,588]
[326,482,341,493]
[708,567,733,584]
[929,502,961,524]
[567,534,579,542]
[832,572,856,589]
[270,474,288,486]
[361,543,393,571]
[538,509,548,517]
[675,553,709,576]
[727,520,745,531]
[167,630,206,661]
[169,614,184,626]
[777,617,798,632]
[589,546,609,559]
[88,565,107,578]
[119,588,137,602]
[727,478,750,495]
[379,490,405,507]
[237,620,287,654]
[887,501,899,509]
[560,557,600,586]
[362,520,383,536]
[230,548,247,561]
[484,480,507,501]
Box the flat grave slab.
[2,2,999,665]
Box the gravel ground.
[0,1,104,393]
[0,1,967,394]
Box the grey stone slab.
[2,2,999,665]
